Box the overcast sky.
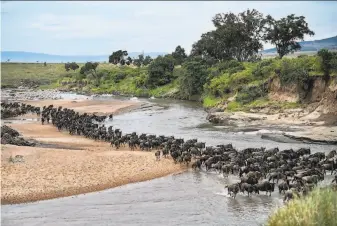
[1,1,336,55]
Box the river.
[2,95,336,226]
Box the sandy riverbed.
[22,98,142,116]
[1,100,186,205]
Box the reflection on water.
[2,95,336,226]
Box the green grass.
[267,187,337,226]
[1,63,80,87]
[202,95,221,108]
[226,101,244,112]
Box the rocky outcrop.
[1,125,35,147]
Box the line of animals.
[2,101,337,202]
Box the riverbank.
[206,110,337,144]
[1,99,186,205]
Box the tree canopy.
[178,56,209,99]
[172,45,187,65]
[191,9,265,62]
[109,50,128,64]
[263,14,315,58]
[147,55,175,87]
[65,62,79,71]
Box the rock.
[1,125,20,137]
[1,126,35,146]
[9,155,25,163]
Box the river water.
[2,95,336,226]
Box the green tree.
[133,54,145,67]
[178,56,209,99]
[143,55,153,66]
[126,56,133,65]
[70,62,79,71]
[80,62,99,75]
[65,63,70,72]
[317,49,337,81]
[263,14,315,58]
[191,9,265,61]
[109,50,128,64]
[133,59,142,67]
[79,62,100,85]
[172,45,187,65]
[138,54,145,65]
[147,55,175,87]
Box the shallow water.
[2,95,336,226]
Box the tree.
[132,54,145,67]
[138,54,145,65]
[70,62,79,71]
[172,45,187,65]
[263,14,315,58]
[147,55,175,87]
[79,62,100,85]
[126,56,133,65]
[133,59,142,67]
[178,56,209,99]
[79,62,99,75]
[317,49,337,81]
[191,9,265,62]
[65,63,71,72]
[143,56,153,66]
[109,50,128,64]
[65,62,79,71]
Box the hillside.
[0,51,167,63]
[262,36,337,53]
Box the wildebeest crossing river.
[2,94,336,226]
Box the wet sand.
[1,100,186,205]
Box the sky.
[1,1,337,56]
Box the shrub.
[217,60,245,74]
[317,49,337,79]
[236,82,268,104]
[267,187,337,226]
[252,59,275,79]
[226,101,243,111]
[279,58,311,86]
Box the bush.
[267,187,337,226]
[317,49,337,78]
[217,60,245,74]
[279,58,311,86]
[236,82,268,104]
[226,101,243,111]
[252,59,275,79]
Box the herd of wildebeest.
[1,101,337,202]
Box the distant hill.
[262,36,337,54]
[0,51,168,63]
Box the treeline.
[62,9,337,104]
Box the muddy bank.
[1,100,186,205]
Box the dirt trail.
[1,100,186,205]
